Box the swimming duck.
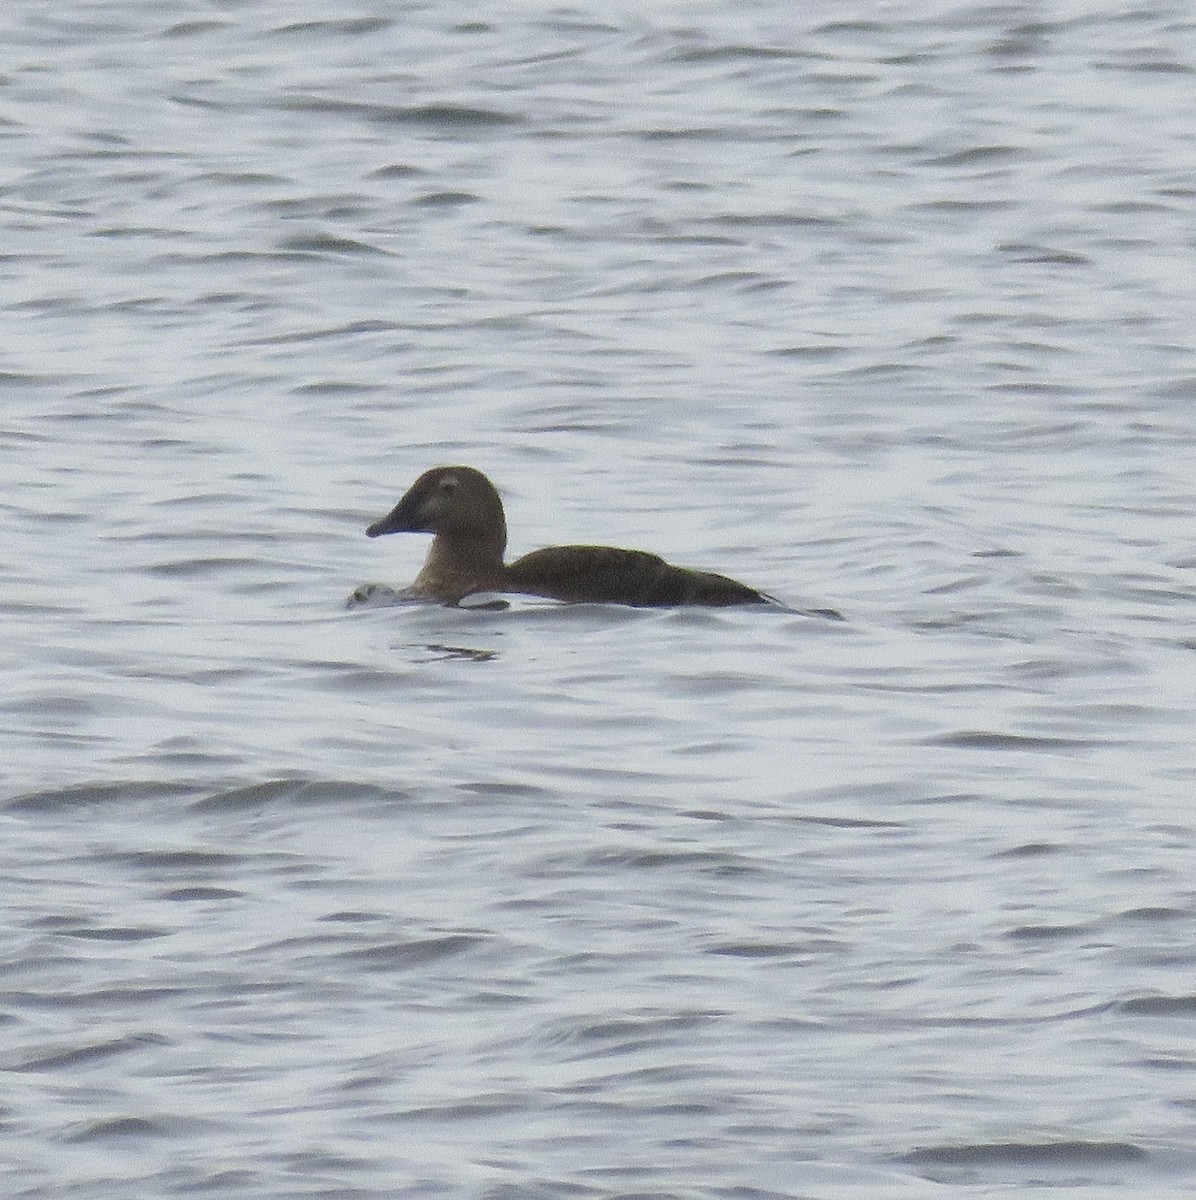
[363,466,772,607]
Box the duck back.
[505,545,770,607]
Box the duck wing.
[505,545,770,607]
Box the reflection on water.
[417,643,500,662]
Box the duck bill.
[366,498,425,537]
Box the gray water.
[4,1,1196,1196]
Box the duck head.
[366,466,508,551]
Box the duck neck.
[432,529,505,570]
[415,530,507,601]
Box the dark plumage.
[364,466,772,608]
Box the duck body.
[364,466,771,608]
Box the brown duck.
[364,466,772,607]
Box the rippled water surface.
[5,1,1196,1196]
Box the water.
[4,1,1196,1195]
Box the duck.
[362,466,773,607]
